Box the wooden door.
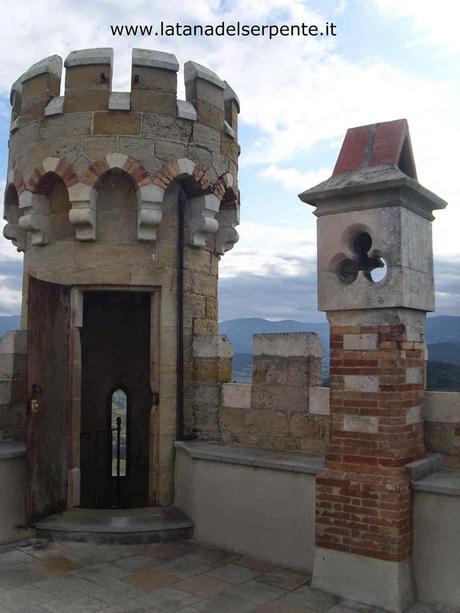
[26,277,71,522]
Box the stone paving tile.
[173,574,231,597]
[31,574,98,598]
[256,567,311,591]
[340,600,387,612]
[0,550,37,571]
[325,606,365,613]
[89,545,145,562]
[154,556,210,578]
[72,561,129,585]
[182,542,240,566]
[41,591,108,612]
[285,584,340,611]
[235,556,277,573]
[120,568,180,591]
[141,542,194,562]
[0,567,45,590]
[20,541,74,561]
[204,562,261,585]
[79,577,147,606]
[255,600,316,613]
[101,603,149,613]
[113,554,159,572]
[0,585,53,611]
[191,590,258,612]
[134,586,202,611]
[225,579,288,605]
[13,607,51,613]
[28,556,82,577]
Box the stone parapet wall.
[0,331,27,441]
[423,391,460,468]
[220,332,328,452]
[192,335,233,439]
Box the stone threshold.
[175,441,325,474]
[411,468,460,497]
[0,440,26,459]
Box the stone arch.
[26,157,78,193]
[152,159,239,251]
[93,167,139,244]
[17,158,78,246]
[70,154,162,242]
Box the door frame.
[68,285,161,509]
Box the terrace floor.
[0,538,450,613]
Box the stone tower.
[3,48,239,518]
[300,119,447,611]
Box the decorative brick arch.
[26,157,78,193]
[15,158,79,247]
[7,170,26,196]
[152,159,239,252]
[80,154,151,190]
[153,159,210,193]
[67,153,160,243]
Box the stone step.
[35,506,193,544]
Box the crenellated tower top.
[4,47,240,257]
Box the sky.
[0,0,458,322]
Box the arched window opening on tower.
[110,387,128,477]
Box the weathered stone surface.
[64,90,109,113]
[424,391,460,423]
[193,123,221,152]
[82,135,117,160]
[155,139,187,161]
[142,114,191,142]
[108,92,131,111]
[253,333,323,359]
[93,111,141,135]
[222,383,251,410]
[39,113,92,139]
[246,410,289,436]
[131,90,176,116]
[133,48,179,72]
[343,374,379,392]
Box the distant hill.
[427,342,460,365]
[220,317,329,354]
[427,361,460,391]
[425,316,460,344]
[220,316,460,390]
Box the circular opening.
[369,257,388,283]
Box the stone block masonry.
[221,333,329,453]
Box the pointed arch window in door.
[110,387,128,478]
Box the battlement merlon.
[8,48,240,138]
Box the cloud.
[374,0,460,56]
[219,253,460,322]
[219,254,321,322]
[0,1,458,319]
[220,221,316,280]
[260,165,331,192]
